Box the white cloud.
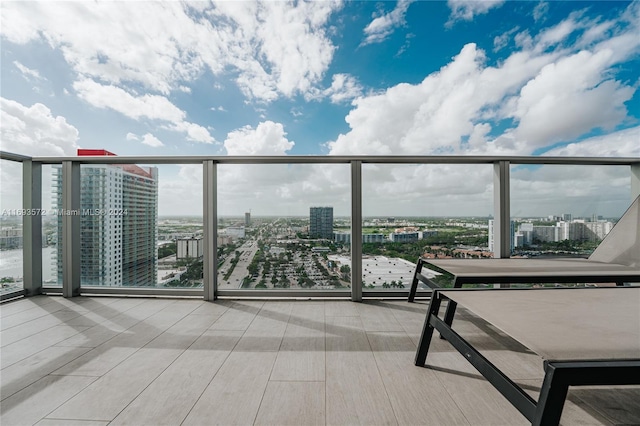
[215,121,352,216]
[167,121,216,144]
[362,0,414,46]
[542,127,640,157]
[511,51,634,148]
[312,73,363,104]
[328,43,555,155]
[214,162,350,216]
[211,1,342,101]
[329,4,640,157]
[126,132,139,141]
[73,79,184,122]
[73,79,214,144]
[224,121,294,155]
[158,164,203,216]
[493,27,520,52]
[141,133,164,148]
[510,163,631,218]
[13,61,44,81]
[533,2,549,23]
[447,0,505,24]
[0,97,79,156]
[0,1,343,103]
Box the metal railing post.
[62,160,81,297]
[351,160,363,302]
[493,161,511,259]
[23,160,42,296]
[203,160,217,301]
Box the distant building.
[245,212,251,226]
[310,207,333,239]
[176,237,203,260]
[389,232,419,243]
[334,232,350,243]
[363,233,386,243]
[55,149,158,286]
[532,225,559,243]
[0,228,22,249]
[515,223,533,247]
[333,232,386,244]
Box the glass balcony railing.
[361,163,492,293]
[0,158,24,298]
[217,163,350,293]
[1,151,638,300]
[510,164,630,259]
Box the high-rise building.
[177,237,203,260]
[245,211,251,226]
[310,207,333,239]
[54,150,158,286]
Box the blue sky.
[1,1,639,216]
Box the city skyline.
[1,1,639,217]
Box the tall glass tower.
[54,150,158,286]
[309,207,333,239]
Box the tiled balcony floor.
[1,295,638,425]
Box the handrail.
[2,151,639,165]
[0,151,32,162]
[3,148,640,301]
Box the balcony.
[2,152,640,300]
[2,296,639,425]
[1,152,639,424]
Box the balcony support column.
[351,160,362,302]
[493,161,511,259]
[62,161,81,297]
[23,160,43,296]
[632,163,640,201]
[203,160,217,301]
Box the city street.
[217,240,258,289]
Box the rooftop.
[2,296,638,425]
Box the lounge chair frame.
[415,287,640,426]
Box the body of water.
[0,247,57,282]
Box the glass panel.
[0,159,24,295]
[157,165,203,289]
[48,163,202,289]
[217,163,350,291]
[361,164,493,291]
[510,164,631,259]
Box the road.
[217,240,259,289]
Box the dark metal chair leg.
[532,363,569,426]
[415,290,442,366]
[408,258,424,302]
[439,279,461,339]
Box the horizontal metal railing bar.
[216,289,432,298]
[2,151,639,166]
[0,289,27,302]
[42,286,204,297]
[0,151,32,162]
